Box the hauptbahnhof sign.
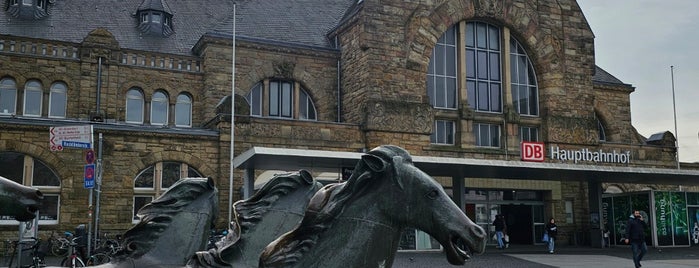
[521,142,631,164]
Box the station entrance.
[464,190,546,246]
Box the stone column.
[588,179,604,248]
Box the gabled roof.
[0,0,356,56]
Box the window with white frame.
[475,123,500,147]
[427,26,457,109]
[466,22,502,113]
[23,80,42,117]
[510,39,539,116]
[175,93,192,127]
[126,88,144,124]
[0,77,17,115]
[519,126,539,142]
[245,80,317,120]
[0,152,61,225]
[132,161,202,222]
[150,90,168,125]
[431,120,455,145]
[48,82,67,118]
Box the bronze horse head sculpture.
[259,145,487,267]
[0,175,43,222]
[100,177,219,268]
[187,170,323,268]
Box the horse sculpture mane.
[187,170,323,267]
[114,177,219,261]
[260,145,486,267]
[259,145,411,267]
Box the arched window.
[604,185,623,194]
[510,39,539,116]
[132,161,202,222]
[244,80,317,121]
[150,90,169,125]
[0,152,61,225]
[175,93,192,127]
[597,116,607,142]
[23,80,43,117]
[49,82,67,118]
[0,78,17,115]
[427,22,540,147]
[125,88,144,124]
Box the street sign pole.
[93,133,103,251]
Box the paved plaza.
[393,245,699,268]
[2,244,698,267]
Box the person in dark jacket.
[492,214,507,249]
[545,218,558,253]
[625,210,648,268]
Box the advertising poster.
[654,191,674,246]
[630,193,652,245]
[602,197,613,242]
[671,192,689,246]
[689,207,699,246]
[612,195,630,244]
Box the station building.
[1,0,698,249]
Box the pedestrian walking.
[545,218,557,253]
[492,214,507,249]
[625,210,648,268]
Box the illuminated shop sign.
[521,142,632,164]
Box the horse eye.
[426,190,439,199]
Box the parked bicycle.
[49,231,71,257]
[5,237,47,268]
[59,237,85,268]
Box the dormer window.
[6,0,51,20]
[136,0,174,37]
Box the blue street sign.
[84,164,95,189]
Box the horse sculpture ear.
[361,154,387,173]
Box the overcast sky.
[577,0,699,163]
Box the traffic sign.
[50,125,93,151]
[84,164,95,189]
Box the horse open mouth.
[444,235,472,265]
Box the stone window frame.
[22,79,43,117]
[430,119,455,145]
[0,77,18,115]
[0,152,61,226]
[174,93,192,127]
[132,161,202,223]
[125,87,145,124]
[150,90,169,126]
[474,122,501,148]
[244,79,317,121]
[48,82,67,118]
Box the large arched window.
[49,82,67,118]
[150,90,169,125]
[245,80,317,120]
[174,93,192,127]
[0,77,17,115]
[23,80,43,117]
[427,22,540,146]
[132,161,202,222]
[0,152,61,225]
[125,88,144,124]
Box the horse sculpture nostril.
[471,224,487,238]
[35,189,44,199]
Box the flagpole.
[671,65,679,170]
[228,3,236,225]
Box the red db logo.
[521,142,545,162]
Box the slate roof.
[137,0,173,14]
[0,0,356,56]
[593,65,631,87]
